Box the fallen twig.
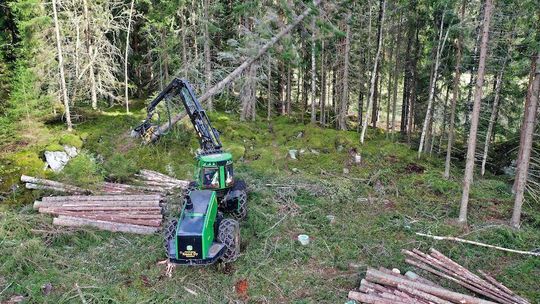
[415,232,540,257]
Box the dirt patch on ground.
[405,163,425,174]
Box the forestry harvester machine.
[133,78,247,265]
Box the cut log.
[21,175,89,193]
[42,194,162,202]
[53,216,159,234]
[39,209,163,220]
[397,284,453,304]
[34,200,161,209]
[365,268,497,304]
[42,211,161,226]
[39,206,161,212]
[348,291,410,304]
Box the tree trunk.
[481,61,506,176]
[361,0,386,143]
[391,15,402,137]
[286,65,292,115]
[82,0,97,110]
[52,0,72,131]
[510,53,540,229]
[124,0,135,113]
[180,10,188,78]
[320,41,326,125]
[444,0,466,178]
[407,29,420,144]
[203,0,213,110]
[339,12,351,130]
[513,54,538,192]
[459,0,493,225]
[310,19,317,124]
[438,85,451,154]
[267,55,272,120]
[386,23,395,135]
[418,14,450,157]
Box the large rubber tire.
[231,190,248,220]
[163,219,177,256]
[217,219,240,263]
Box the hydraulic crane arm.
[133,78,222,152]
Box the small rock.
[326,215,336,224]
[337,145,344,152]
[343,168,350,174]
[299,149,306,154]
[44,151,70,172]
[5,295,25,304]
[288,149,298,160]
[63,145,78,158]
[41,282,53,295]
[296,131,304,138]
[291,168,299,173]
[354,154,362,164]
[392,268,401,274]
[310,149,320,155]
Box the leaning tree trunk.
[52,0,72,131]
[511,53,540,229]
[445,0,466,178]
[339,11,352,130]
[481,60,506,176]
[361,0,386,143]
[418,13,450,157]
[151,0,322,141]
[124,0,135,113]
[459,0,493,225]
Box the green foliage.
[8,150,44,177]
[59,151,103,187]
[103,154,137,182]
[44,143,64,152]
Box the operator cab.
[197,152,235,191]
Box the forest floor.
[1,102,539,303]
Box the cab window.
[225,164,234,186]
[202,167,219,188]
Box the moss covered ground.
[1,103,539,303]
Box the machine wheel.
[163,219,177,255]
[217,219,240,263]
[230,190,248,220]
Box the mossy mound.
[58,133,83,149]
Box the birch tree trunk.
[459,0,493,224]
[124,0,135,113]
[203,0,213,110]
[310,19,317,124]
[418,13,450,157]
[52,0,72,131]
[361,0,386,144]
[339,11,351,130]
[444,0,466,178]
[511,53,540,229]
[481,61,506,176]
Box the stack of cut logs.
[34,194,164,235]
[21,169,189,195]
[348,248,530,304]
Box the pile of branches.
[21,169,189,195]
[34,194,163,235]
[348,248,529,304]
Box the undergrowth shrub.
[103,154,137,182]
[60,151,103,187]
